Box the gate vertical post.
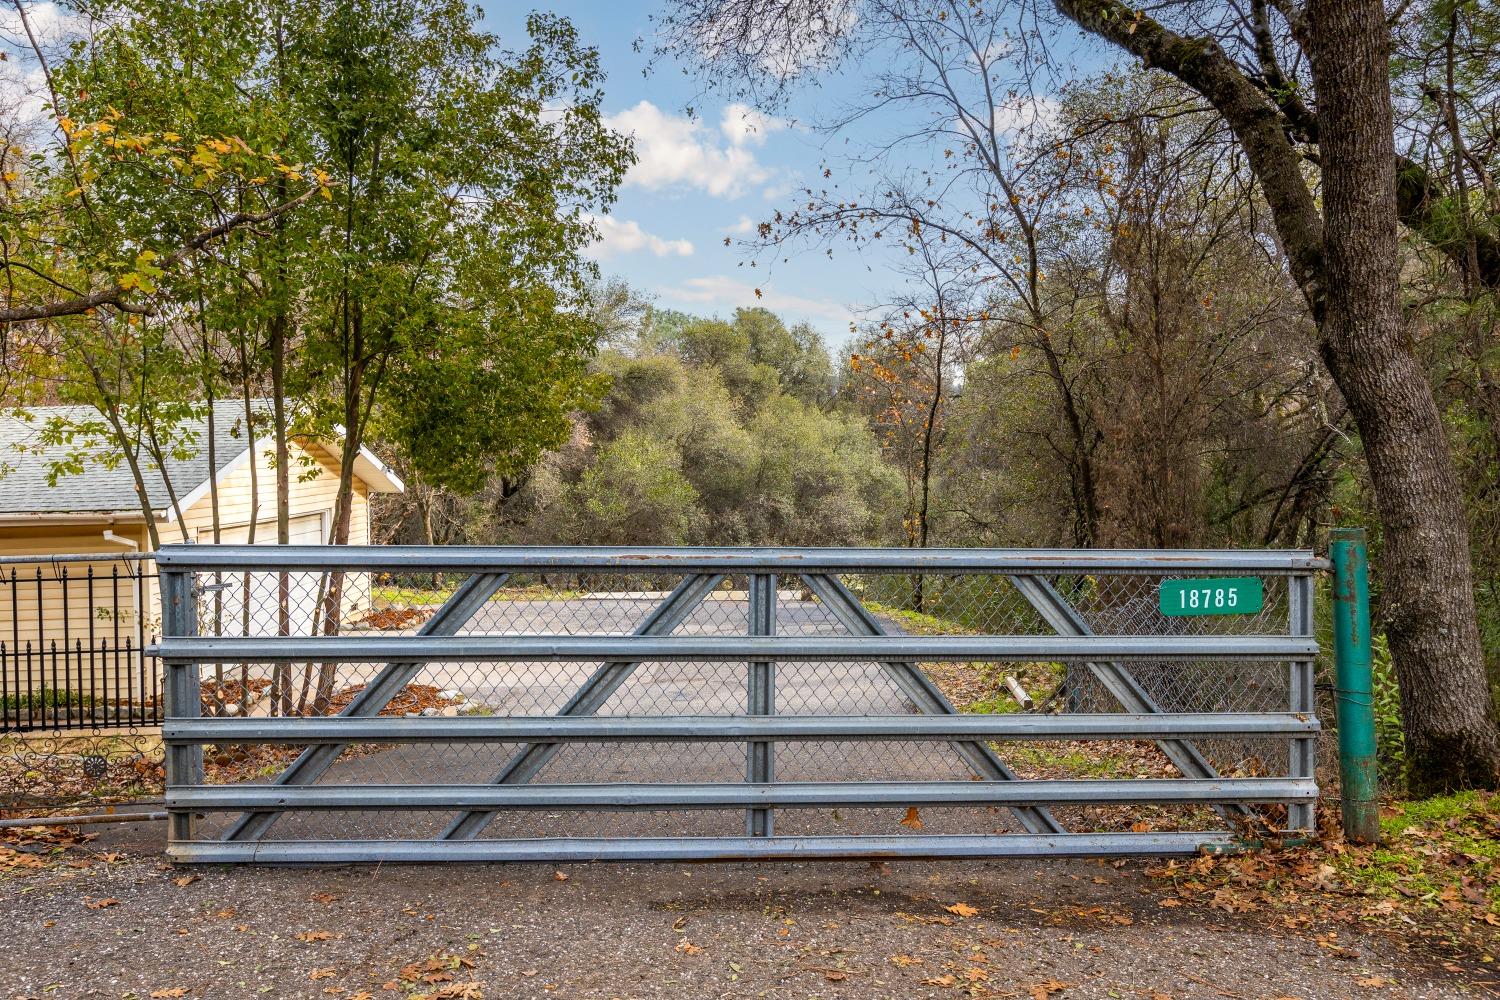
[747,573,776,837]
[161,566,203,845]
[1287,571,1317,833]
[1331,527,1379,844]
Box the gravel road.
[0,823,1488,1000]
[4,592,1484,999]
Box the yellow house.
[0,402,403,724]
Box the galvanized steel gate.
[155,546,1323,863]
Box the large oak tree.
[657,0,1500,792]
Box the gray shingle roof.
[0,401,266,515]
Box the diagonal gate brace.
[799,574,1065,836]
[1007,574,1256,825]
[222,571,512,842]
[441,572,724,840]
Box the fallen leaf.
[891,955,923,967]
[899,807,924,830]
[173,875,200,887]
[410,984,484,1000]
[945,902,980,918]
[552,871,569,882]
[84,897,121,909]
[309,967,337,980]
[824,971,847,982]
[296,931,335,942]
[310,892,339,903]
[675,939,702,955]
[922,975,957,986]
[1355,977,1391,988]
[1028,981,1074,1000]
[149,990,188,999]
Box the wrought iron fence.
[0,554,164,812]
[155,545,1326,864]
[0,554,161,734]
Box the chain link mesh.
[182,566,1316,844]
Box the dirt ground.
[0,817,1492,1000]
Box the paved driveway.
[196,591,994,843]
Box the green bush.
[0,687,95,711]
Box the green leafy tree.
[1,0,324,327]
[448,306,900,550]
[574,431,702,546]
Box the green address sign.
[1158,577,1263,616]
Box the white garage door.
[198,514,326,635]
[205,513,327,547]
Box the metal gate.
[155,546,1323,863]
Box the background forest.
[3,0,1499,792]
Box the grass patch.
[372,583,590,607]
[963,692,1021,715]
[864,602,977,636]
[1004,742,1137,778]
[1336,791,1500,913]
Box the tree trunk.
[270,306,292,716]
[1305,0,1500,793]
[311,373,365,711]
[1054,0,1500,791]
[238,349,258,704]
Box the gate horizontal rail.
[164,712,1320,743]
[155,634,1316,662]
[170,832,1235,864]
[156,544,1327,573]
[168,778,1316,811]
[155,544,1324,864]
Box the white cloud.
[720,103,786,148]
[0,2,88,45]
[605,100,776,199]
[968,37,1016,67]
[655,274,854,328]
[1,3,94,128]
[991,94,1060,137]
[584,214,694,260]
[0,60,48,126]
[724,214,757,237]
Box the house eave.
[0,511,151,527]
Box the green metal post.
[1330,527,1380,844]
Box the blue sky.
[480,3,904,348]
